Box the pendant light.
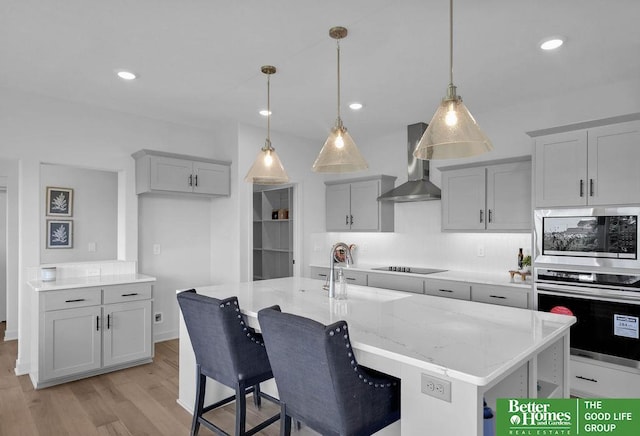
[413,0,493,160]
[312,26,368,173]
[245,66,289,185]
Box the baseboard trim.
[176,399,193,414]
[4,329,18,341]
[154,330,178,343]
[14,360,30,376]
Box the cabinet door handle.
[188,174,193,186]
[318,273,327,278]
[479,210,484,223]
[575,375,598,383]
[579,179,584,197]
[96,316,100,331]
[345,215,349,225]
[488,209,492,223]
[65,298,85,303]
[121,293,139,297]
[589,178,594,196]
[489,295,507,299]
[438,289,454,293]
[107,314,111,329]
[346,277,356,281]
[350,215,354,225]
[194,175,198,187]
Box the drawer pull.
[318,274,327,278]
[65,298,85,303]
[576,375,598,383]
[121,293,139,297]
[489,295,507,299]
[346,277,356,281]
[438,289,454,293]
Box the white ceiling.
[2,0,639,142]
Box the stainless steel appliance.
[534,207,640,269]
[536,268,640,369]
[371,266,447,275]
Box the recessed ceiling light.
[540,38,564,51]
[117,71,137,80]
[259,110,271,116]
[349,102,363,110]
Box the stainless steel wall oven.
[534,207,640,269]
[536,268,640,369]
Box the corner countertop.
[188,277,573,386]
[309,263,531,289]
[28,273,156,291]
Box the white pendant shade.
[312,124,368,173]
[244,144,289,185]
[414,96,493,160]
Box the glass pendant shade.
[312,26,368,173]
[414,0,493,160]
[245,65,289,185]
[312,121,368,173]
[244,140,289,185]
[414,94,493,160]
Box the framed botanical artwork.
[47,220,73,249]
[46,187,73,217]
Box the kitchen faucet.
[326,242,353,298]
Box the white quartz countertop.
[28,273,156,291]
[189,277,573,386]
[310,263,531,289]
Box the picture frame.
[46,187,73,217]
[47,220,73,249]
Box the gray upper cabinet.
[440,157,532,231]
[325,175,396,232]
[533,119,640,207]
[133,149,231,196]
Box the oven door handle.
[537,287,640,304]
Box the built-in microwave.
[534,207,640,269]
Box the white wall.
[0,86,232,371]
[40,164,118,263]
[0,189,6,322]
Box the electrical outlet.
[88,242,97,252]
[477,245,485,257]
[421,373,451,402]
[153,244,161,255]
[154,312,163,323]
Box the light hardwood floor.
[0,321,313,436]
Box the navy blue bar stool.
[258,306,401,436]
[177,290,279,436]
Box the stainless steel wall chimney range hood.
[377,123,442,202]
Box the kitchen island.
[178,277,575,435]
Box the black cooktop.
[372,266,447,275]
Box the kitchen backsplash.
[309,201,531,273]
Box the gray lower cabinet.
[309,266,367,286]
[424,279,471,300]
[360,273,423,294]
[36,282,153,388]
[471,283,530,309]
[308,267,530,307]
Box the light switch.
[153,244,161,255]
